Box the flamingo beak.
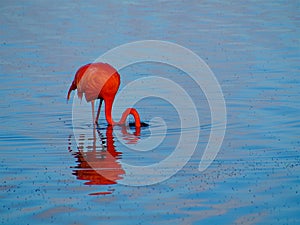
[67,82,76,102]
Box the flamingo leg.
[91,100,95,125]
[95,99,103,125]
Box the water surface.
[0,1,299,224]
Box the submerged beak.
[67,82,76,102]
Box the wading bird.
[67,63,141,127]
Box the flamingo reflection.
[68,125,140,195]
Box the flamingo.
[67,62,141,127]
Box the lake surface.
[0,1,299,224]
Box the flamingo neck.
[119,108,141,127]
[104,99,141,127]
[104,99,116,125]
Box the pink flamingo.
[67,63,141,127]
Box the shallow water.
[1,1,299,224]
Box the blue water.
[1,1,299,224]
